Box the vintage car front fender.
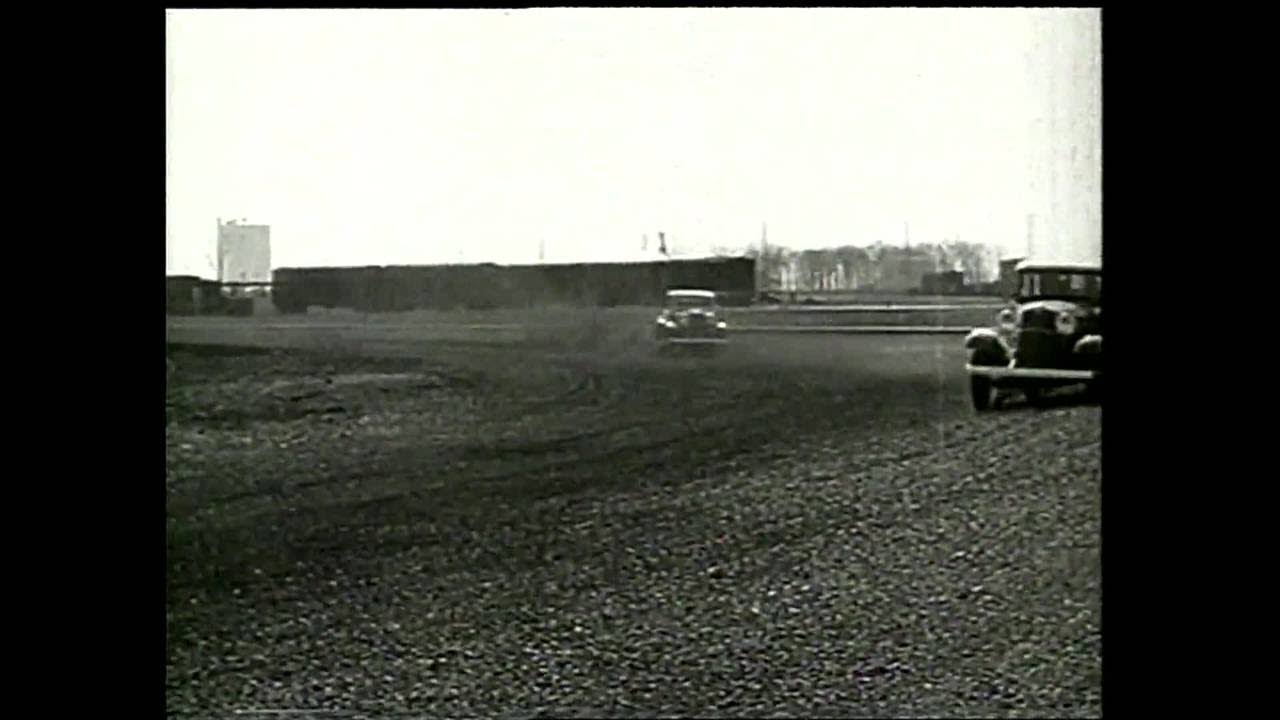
[964,328,1012,363]
[1073,334,1102,355]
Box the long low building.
[270,256,758,314]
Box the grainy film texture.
[167,8,1102,718]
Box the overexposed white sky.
[166,7,1101,274]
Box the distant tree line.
[719,241,1001,293]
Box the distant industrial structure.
[170,216,760,316]
[165,217,272,315]
[270,255,757,314]
[217,219,271,294]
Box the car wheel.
[970,374,994,411]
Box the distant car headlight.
[716,321,727,329]
[1055,312,1077,335]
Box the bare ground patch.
[166,336,1100,718]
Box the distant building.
[166,274,255,316]
[166,275,222,315]
[217,219,271,294]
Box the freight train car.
[271,255,757,313]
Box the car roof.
[1015,260,1102,273]
[666,289,717,298]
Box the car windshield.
[667,296,715,310]
[1018,271,1101,301]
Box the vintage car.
[654,289,729,352]
[964,260,1101,410]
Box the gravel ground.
[166,335,1100,719]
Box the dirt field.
[166,321,1100,718]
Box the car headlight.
[716,321,727,329]
[1055,312,1077,335]
[997,308,1017,331]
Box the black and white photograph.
[166,7,1102,717]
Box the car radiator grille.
[1013,330,1072,369]
[1019,308,1059,332]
